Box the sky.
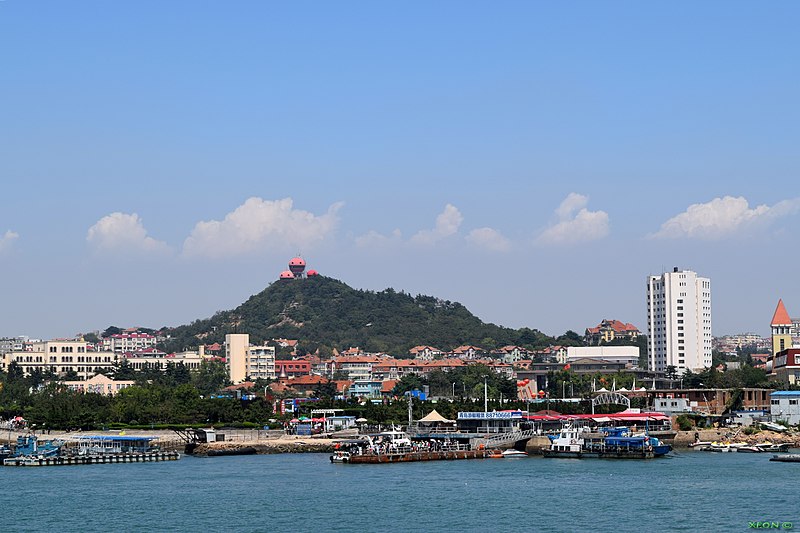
[1,2,799,341]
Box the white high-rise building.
[646,267,712,374]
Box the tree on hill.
[102,326,122,338]
[158,276,560,355]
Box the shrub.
[676,414,694,431]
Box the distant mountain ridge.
[161,276,553,356]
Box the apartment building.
[647,268,712,373]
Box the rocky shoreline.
[672,429,800,447]
[193,438,337,456]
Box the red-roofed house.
[493,346,531,364]
[450,345,483,360]
[585,319,640,345]
[332,355,384,380]
[409,345,442,361]
[281,375,331,395]
[417,358,466,375]
[371,359,418,380]
[272,338,299,349]
[470,358,514,378]
[381,379,398,397]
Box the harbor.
[2,448,798,532]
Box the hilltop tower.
[288,257,306,279]
[771,299,793,356]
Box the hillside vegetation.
[161,276,555,356]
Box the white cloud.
[183,197,342,258]
[355,229,403,248]
[0,230,19,252]
[650,196,800,240]
[536,193,610,245]
[87,213,170,254]
[410,204,464,245]
[466,227,512,252]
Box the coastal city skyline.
[2,4,800,339]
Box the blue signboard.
[457,411,523,420]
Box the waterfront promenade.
[4,427,798,456]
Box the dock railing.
[474,428,539,449]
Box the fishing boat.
[10,434,64,457]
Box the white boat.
[501,449,528,458]
[541,422,593,458]
[760,422,788,433]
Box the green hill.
[161,276,553,356]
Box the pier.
[345,448,494,463]
[3,451,180,467]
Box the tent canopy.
[418,409,455,424]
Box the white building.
[125,349,205,372]
[647,268,712,374]
[246,345,276,381]
[770,391,800,426]
[225,334,276,383]
[566,346,640,367]
[103,332,159,354]
[1,339,117,379]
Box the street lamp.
[452,382,456,399]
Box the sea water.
[1,450,796,532]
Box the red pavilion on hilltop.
[279,257,320,280]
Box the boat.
[736,446,764,453]
[756,442,791,453]
[501,449,528,458]
[541,423,671,459]
[0,443,12,462]
[760,422,789,433]
[769,454,800,463]
[9,434,64,458]
[706,442,749,453]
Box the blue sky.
[1,2,799,340]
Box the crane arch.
[591,392,631,414]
